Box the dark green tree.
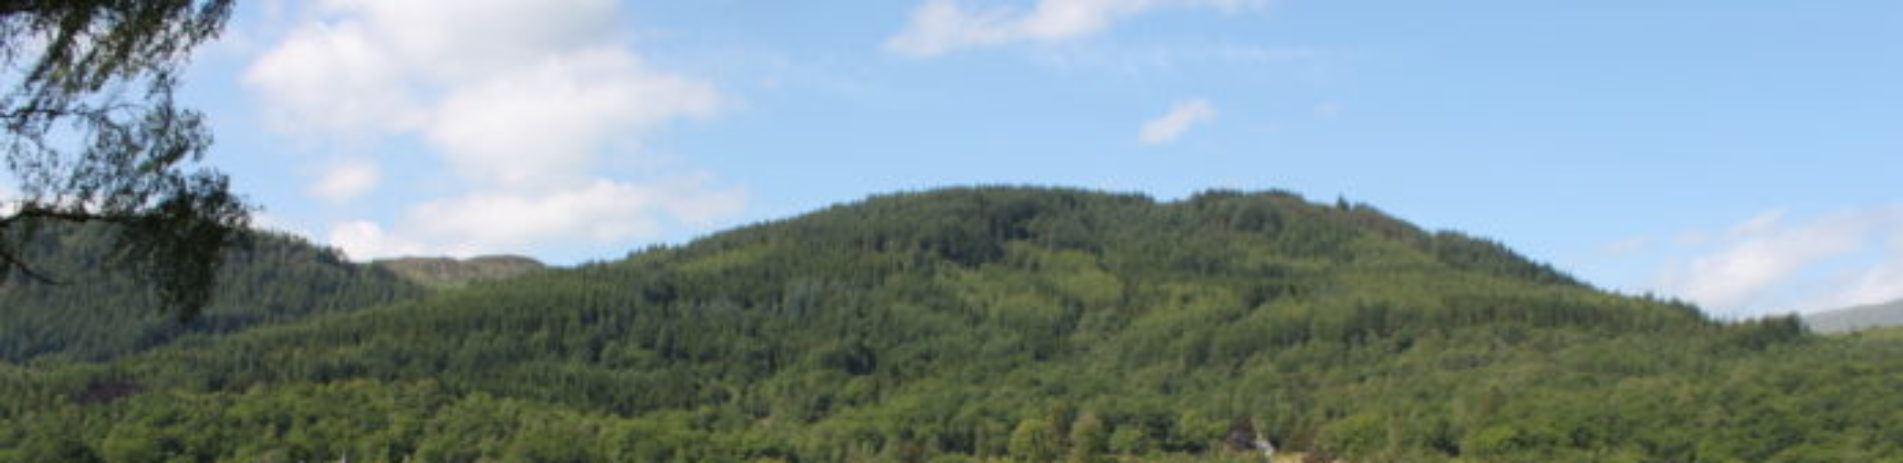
[1,0,248,319]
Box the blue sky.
[163,0,1901,317]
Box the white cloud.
[886,0,1267,57]
[1138,98,1217,145]
[426,49,719,190]
[1836,259,1903,309]
[1655,211,1862,310]
[328,178,745,260]
[1825,215,1903,308]
[326,220,428,261]
[1648,207,1903,315]
[245,0,710,151]
[322,0,618,80]
[244,21,422,134]
[248,0,745,260]
[309,159,380,203]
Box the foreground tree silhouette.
[1,0,248,319]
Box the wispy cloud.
[1138,98,1217,145]
[245,0,743,260]
[1829,222,1903,309]
[885,0,1266,58]
[308,159,380,203]
[1645,206,1903,315]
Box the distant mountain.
[373,255,546,289]
[6,187,1898,463]
[1805,298,1903,333]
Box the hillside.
[373,255,547,289]
[0,224,425,364]
[3,187,1899,463]
[1805,298,1903,333]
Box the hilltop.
[1805,298,1903,333]
[372,255,546,289]
[2,186,1897,463]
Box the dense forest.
[0,225,424,364]
[2,187,1901,463]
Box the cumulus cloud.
[426,49,718,190]
[1138,98,1216,145]
[1648,206,1903,315]
[886,0,1267,57]
[248,0,742,260]
[245,21,422,134]
[404,179,741,252]
[328,178,745,260]
[309,159,380,203]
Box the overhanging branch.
[0,206,139,285]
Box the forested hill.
[0,224,425,363]
[5,187,1900,463]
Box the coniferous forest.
[3,187,1902,462]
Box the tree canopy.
[1,0,247,319]
[5,187,1898,462]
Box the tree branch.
[0,206,139,285]
[0,244,59,284]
